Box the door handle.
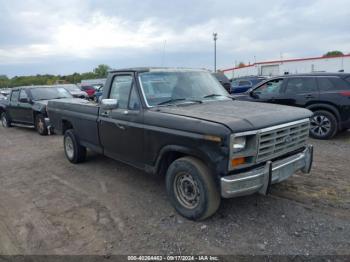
[116,123,126,130]
[101,111,110,117]
[304,95,314,99]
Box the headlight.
[232,136,246,152]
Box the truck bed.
[48,98,102,152]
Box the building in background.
[222,54,350,79]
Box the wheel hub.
[174,172,200,209]
[38,119,44,132]
[65,136,74,159]
[310,115,331,136]
[2,116,7,127]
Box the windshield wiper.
[203,94,235,100]
[157,98,202,106]
[203,94,225,98]
[157,98,186,105]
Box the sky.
[0,0,349,77]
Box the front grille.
[257,120,310,162]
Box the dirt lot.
[0,126,349,256]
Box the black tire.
[310,110,338,140]
[1,112,12,128]
[165,156,221,220]
[35,114,48,136]
[64,129,87,163]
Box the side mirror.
[101,99,118,110]
[250,91,259,98]
[20,98,29,103]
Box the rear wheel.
[35,114,48,135]
[310,110,338,139]
[165,156,221,220]
[64,129,87,163]
[1,112,11,128]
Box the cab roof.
[11,85,52,91]
[108,67,209,73]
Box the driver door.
[99,73,144,167]
[17,89,33,124]
[249,78,285,104]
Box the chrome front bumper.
[221,145,313,198]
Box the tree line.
[0,64,111,89]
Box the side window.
[254,79,284,95]
[345,76,350,84]
[109,75,133,109]
[231,81,239,87]
[285,78,317,94]
[19,90,28,101]
[317,77,334,91]
[329,77,349,90]
[11,91,19,102]
[239,80,251,86]
[128,86,140,110]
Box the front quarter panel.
[143,110,231,176]
[32,103,47,116]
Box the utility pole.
[161,40,167,67]
[213,33,218,72]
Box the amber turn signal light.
[231,157,246,167]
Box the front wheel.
[1,112,12,128]
[64,129,87,163]
[35,114,48,135]
[166,156,221,220]
[310,110,338,139]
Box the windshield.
[139,71,229,106]
[30,87,72,100]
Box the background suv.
[230,76,266,93]
[212,72,231,93]
[234,73,350,139]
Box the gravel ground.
[0,126,349,256]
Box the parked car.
[93,85,103,102]
[0,93,6,100]
[212,72,231,93]
[80,85,97,99]
[0,85,72,135]
[0,89,11,97]
[57,84,88,99]
[230,76,266,93]
[234,73,350,139]
[48,68,313,220]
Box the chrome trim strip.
[138,75,153,108]
[233,118,310,137]
[259,118,310,133]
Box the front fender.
[32,104,47,116]
[154,143,228,179]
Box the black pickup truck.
[48,68,314,220]
[0,85,72,135]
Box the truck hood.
[155,100,312,133]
